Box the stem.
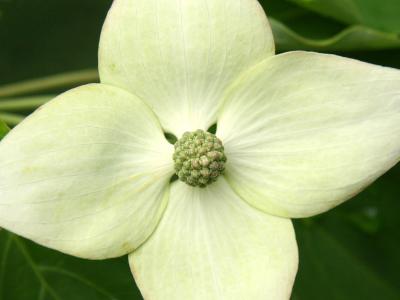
[0,69,99,98]
[0,95,54,111]
[0,112,25,126]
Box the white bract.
[1,0,400,299]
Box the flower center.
[173,129,227,188]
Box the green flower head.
[1,0,400,299]
[173,129,227,187]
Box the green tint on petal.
[0,84,174,259]
[99,0,274,137]
[217,51,400,218]
[129,179,298,300]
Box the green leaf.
[0,230,142,300]
[292,166,400,299]
[0,120,9,140]
[258,1,400,52]
[270,18,400,51]
[260,0,346,39]
[289,0,400,33]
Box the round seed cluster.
[173,129,227,188]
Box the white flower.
[1,0,400,299]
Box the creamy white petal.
[217,51,400,218]
[0,84,174,259]
[129,179,298,300]
[99,0,274,137]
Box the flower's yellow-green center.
[173,129,227,188]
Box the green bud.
[173,129,227,188]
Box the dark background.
[0,0,399,299]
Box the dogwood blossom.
[1,0,400,299]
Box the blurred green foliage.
[0,120,9,139]
[289,0,400,33]
[0,230,140,300]
[0,0,400,299]
[265,0,400,51]
[292,168,400,300]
